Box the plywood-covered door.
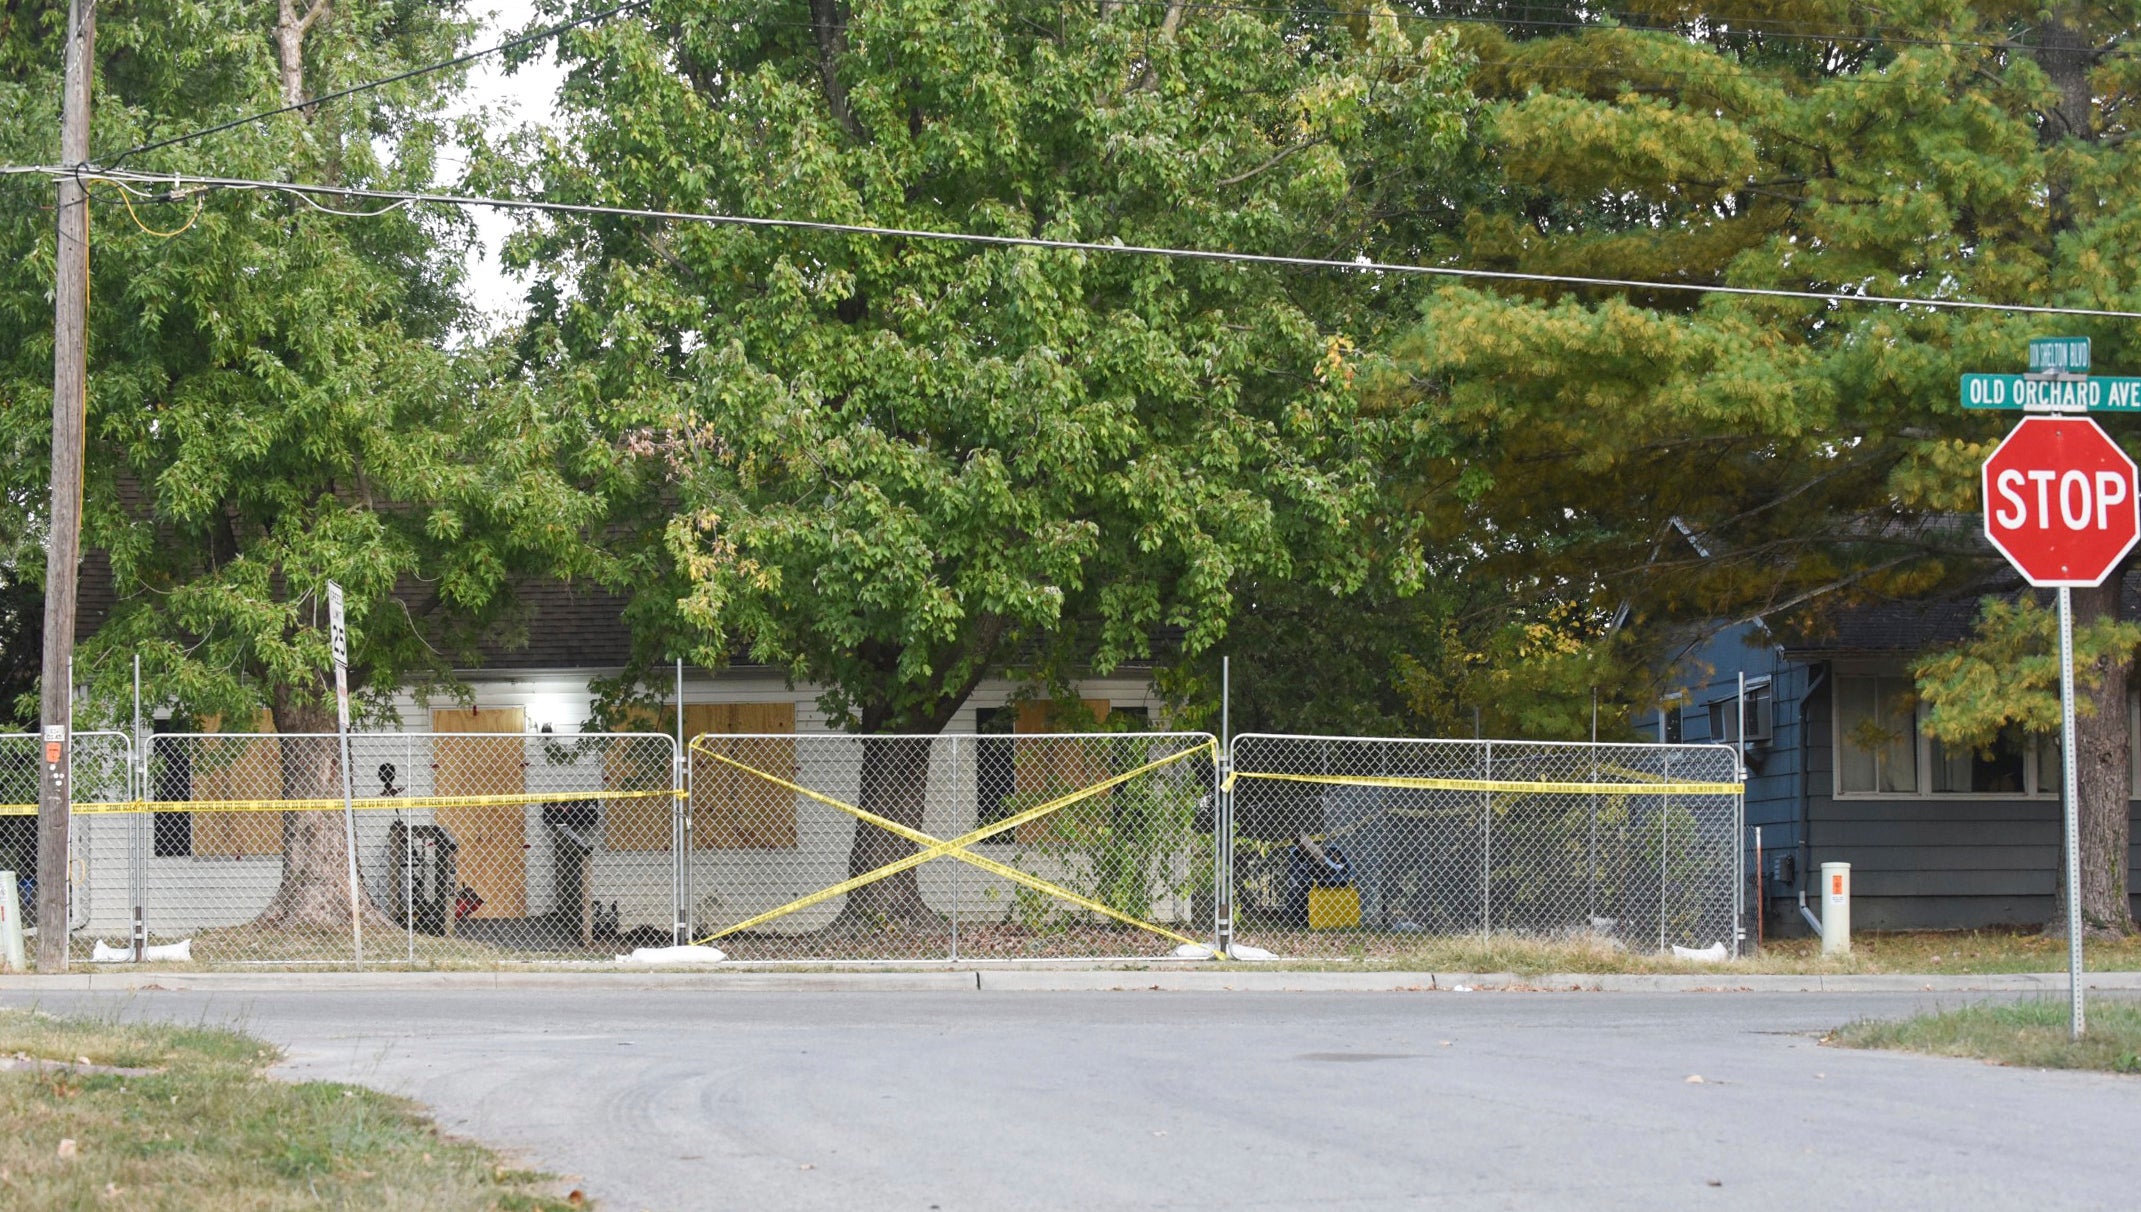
[433,707,527,917]
[1012,700,1109,843]
[190,710,283,858]
[690,702,798,849]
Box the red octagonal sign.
[1983,416,2140,587]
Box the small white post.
[1820,861,1851,956]
[0,870,26,971]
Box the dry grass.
[1227,926,2141,976]
[0,1008,586,1210]
[55,922,2141,977]
[1829,998,2141,1073]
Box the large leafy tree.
[508,0,1469,928]
[1374,0,2141,929]
[0,0,608,927]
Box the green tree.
[1374,0,2141,930]
[510,0,1468,929]
[0,0,608,927]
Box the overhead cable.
[40,166,2141,320]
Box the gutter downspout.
[1797,663,1828,934]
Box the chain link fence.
[4,727,1744,968]
[684,732,1218,961]
[1226,735,1743,959]
[44,732,676,965]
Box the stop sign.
[1982,416,2140,587]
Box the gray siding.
[1802,680,2141,930]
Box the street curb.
[2,969,2138,994]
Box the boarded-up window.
[189,710,283,858]
[992,700,1110,844]
[690,702,797,849]
[432,708,528,918]
[601,707,678,851]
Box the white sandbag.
[619,944,726,964]
[1173,943,1216,959]
[1670,942,1728,962]
[1226,944,1279,961]
[90,937,192,963]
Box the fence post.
[1658,749,1671,953]
[948,734,959,964]
[1481,740,1492,945]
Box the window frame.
[1830,667,2060,801]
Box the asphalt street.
[3,985,2135,1211]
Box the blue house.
[1658,593,2141,935]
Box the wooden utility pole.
[37,0,94,972]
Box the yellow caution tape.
[690,737,1215,950]
[1222,770,1742,796]
[0,786,683,818]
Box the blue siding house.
[1659,595,2141,935]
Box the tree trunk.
[2058,579,2135,936]
[275,0,329,109]
[824,735,939,931]
[2036,7,2133,937]
[253,691,392,929]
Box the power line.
[107,0,652,166]
[42,166,2141,320]
[105,0,2038,167]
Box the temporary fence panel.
[1227,735,1743,958]
[685,732,1218,961]
[88,731,682,965]
[0,731,134,951]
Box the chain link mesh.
[8,727,1745,967]
[62,732,679,965]
[685,732,1217,961]
[1227,735,1743,958]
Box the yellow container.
[1306,884,1361,930]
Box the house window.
[1837,675,1919,793]
[1930,725,2026,794]
[1707,682,1773,746]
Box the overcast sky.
[455,0,567,328]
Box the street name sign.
[1961,373,2141,412]
[2030,336,2090,375]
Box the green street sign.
[2030,336,2091,374]
[1962,373,2141,412]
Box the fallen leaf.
[56,1139,77,1159]
[1438,1040,1452,1047]
[799,1163,816,1171]
[103,1182,121,1199]
[1706,1179,1723,1188]
[566,1192,585,1208]
[1684,1075,1705,1084]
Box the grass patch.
[0,1008,586,1210]
[1828,998,2141,1073]
[1223,925,2141,977]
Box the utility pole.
[37,0,95,972]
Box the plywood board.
[191,709,283,857]
[1011,700,1109,843]
[602,706,676,851]
[432,707,528,918]
[690,702,798,849]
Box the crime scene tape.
[690,737,1216,949]
[0,786,683,818]
[1223,770,1743,796]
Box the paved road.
[4,986,2136,1210]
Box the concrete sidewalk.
[1,966,2135,994]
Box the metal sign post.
[1973,340,2135,1040]
[328,582,362,968]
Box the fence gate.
[684,732,1217,961]
[1226,735,1743,958]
